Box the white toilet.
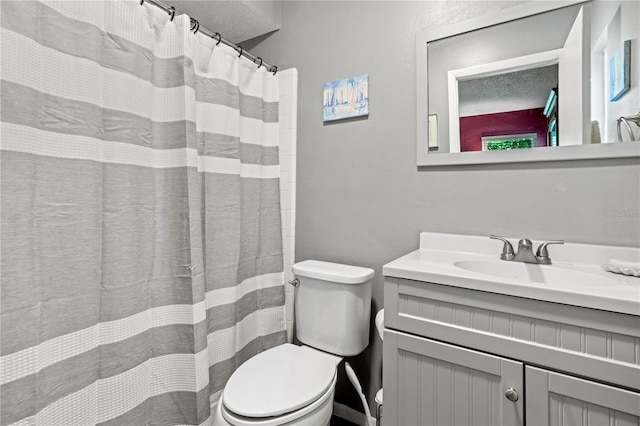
[213,260,374,426]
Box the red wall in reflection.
[459,108,548,152]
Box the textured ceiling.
[170,1,281,44]
[459,64,559,117]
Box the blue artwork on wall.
[323,74,369,122]
[609,40,631,102]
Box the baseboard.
[333,402,375,426]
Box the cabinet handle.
[505,387,519,402]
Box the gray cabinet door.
[526,366,640,426]
[383,329,524,426]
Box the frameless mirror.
[416,0,640,166]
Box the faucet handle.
[490,235,515,260]
[536,240,564,264]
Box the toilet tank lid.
[293,260,374,284]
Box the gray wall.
[246,0,640,415]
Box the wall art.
[323,74,369,122]
[610,40,631,102]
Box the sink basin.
[453,260,614,287]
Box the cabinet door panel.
[526,366,640,426]
[384,329,524,426]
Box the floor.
[329,415,360,426]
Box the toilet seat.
[219,372,337,426]
[222,344,337,420]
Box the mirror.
[416,0,640,166]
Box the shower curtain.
[0,1,287,424]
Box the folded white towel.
[602,258,640,277]
[609,258,640,270]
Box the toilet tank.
[292,260,374,356]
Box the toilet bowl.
[213,260,374,426]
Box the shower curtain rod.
[141,0,278,74]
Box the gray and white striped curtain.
[0,1,287,424]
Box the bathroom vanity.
[383,233,640,426]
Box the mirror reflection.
[427,4,581,154]
[458,64,558,152]
[417,0,640,165]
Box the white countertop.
[383,233,640,316]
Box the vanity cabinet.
[526,366,640,425]
[384,330,524,425]
[383,277,640,426]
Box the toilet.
[213,260,374,426]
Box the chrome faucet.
[490,235,564,265]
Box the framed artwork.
[610,40,631,102]
[323,74,369,122]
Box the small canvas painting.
[323,75,369,122]
[609,40,631,102]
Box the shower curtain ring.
[272,65,278,75]
[236,46,243,58]
[256,57,263,69]
[190,18,199,33]
[168,6,176,21]
[213,33,222,45]
[139,0,144,5]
